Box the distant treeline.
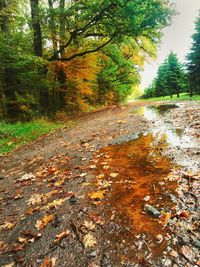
[142,14,200,99]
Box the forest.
[0,0,175,121]
[142,14,200,99]
[0,1,200,266]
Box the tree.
[47,0,174,61]
[155,59,169,97]
[143,52,187,99]
[0,0,175,120]
[187,13,200,95]
[167,52,186,98]
[30,0,42,57]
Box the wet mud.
[0,102,199,267]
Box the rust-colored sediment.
[93,132,178,263]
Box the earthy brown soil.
[0,101,199,267]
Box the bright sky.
[141,0,200,90]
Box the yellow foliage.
[49,51,100,112]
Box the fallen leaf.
[39,257,56,267]
[143,195,151,202]
[90,165,96,169]
[0,241,8,253]
[179,211,189,218]
[0,222,15,230]
[26,207,40,215]
[42,198,67,210]
[47,167,58,174]
[18,237,27,243]
[160,212,171,227]
[80,173,87,177]
[35,214,54,230]
[27,194,43,206]
[83,233,97,248]
[83,221,96,231]
[53,229,70,244]
[2,262,15,267]
[88,190,107,200]
[96,174,105,179]
[97,180,112,188]
[110,173,119,178]
[179,245,195,262]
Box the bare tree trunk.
[30,0,42,57]
[48,0,58,56]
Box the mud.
[0,101,199,267]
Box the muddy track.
[0,101,199,267]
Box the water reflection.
[152,128,191,148]
[131,104,179,121]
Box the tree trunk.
[48,0,58,56]
[30,0,42,57]
[0,0,9,32]
[0,69,7,118]
[59,0,65,58]
[0,0,8,118]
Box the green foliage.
[97,44,139,104]
[0,119,64,154]
[0,0,175,121]
[187,13,200,95]
[143,52,187,99]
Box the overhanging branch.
[59,35,116,62]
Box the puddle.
[131,104,179,121]
[93,132,179,264]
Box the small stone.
[164,259,172,266]
[88,250,97,258]
[169,250,179,258]
[143,204,161,217]
[69,195,77,205]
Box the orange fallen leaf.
[179,211,189,218]
[53,229,70,244]
[35,214,54,230]
[27,207,40,215]
[0,222,15,230]
[39,257,56,267]
[160,212,171,227]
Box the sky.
[141,0,200,90]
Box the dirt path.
[0,101,199,267]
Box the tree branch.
[59,35,115,62]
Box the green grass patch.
[139,93,200,102]
[0,119,67,154]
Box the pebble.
[164,259,172,266]
[143,204,161,217]
[69,195,78,205]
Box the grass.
[140,93,200,102]
[0,119,66,154]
